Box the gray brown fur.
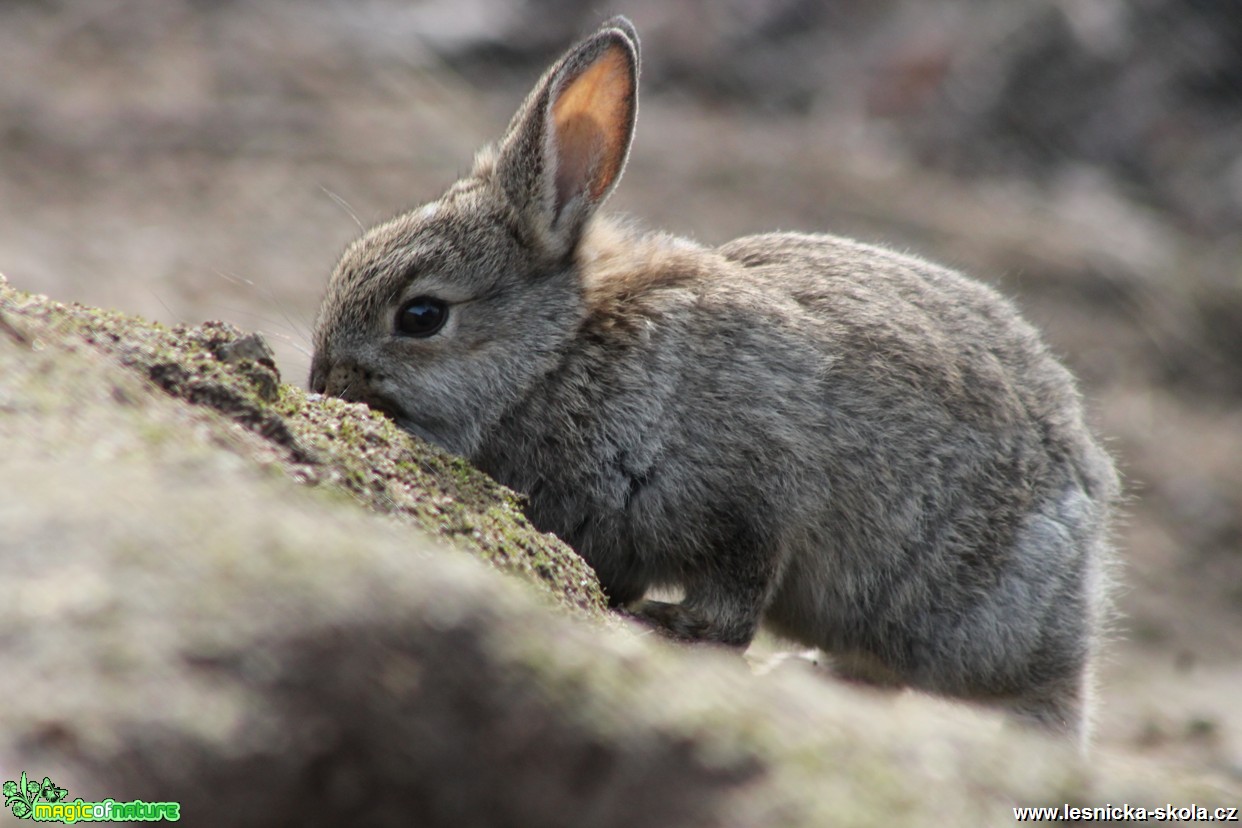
[310,18,1119,741]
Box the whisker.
[211,268,314,347]
[260,329,313,358]
[320,185,365,233]
[147,290,186,325]
[208,302,302,335]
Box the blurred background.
[1,0,1239,777]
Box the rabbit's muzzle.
[310,358,401,420]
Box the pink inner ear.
[554,112,605,210]
[550,43,633,213]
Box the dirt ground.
[2,1,1239,784]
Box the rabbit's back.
[717,231,1118,503]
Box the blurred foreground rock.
[1,276,1236,826]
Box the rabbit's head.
[310,18,639,456]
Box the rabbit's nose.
[307,361,327,394]
[317,359,370,402]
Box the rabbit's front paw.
[626,600,748,648]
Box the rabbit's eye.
[395,296,448,338]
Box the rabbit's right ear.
[490,20,639,260]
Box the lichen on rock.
[0,274,605,615]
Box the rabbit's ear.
[493,20,638,258]
[599,16,640,64]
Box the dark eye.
[395,296,448,338]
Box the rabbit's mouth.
[360,393,404,423]
[392,416,452,453]
[352,391,455,452]
[350,390,418,432]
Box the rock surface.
[0,277,603,616]
[2,276,1237,825]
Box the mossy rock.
[0,275,604,616]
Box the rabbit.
[309,16,1119,742]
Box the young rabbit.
[310,17,1118,740]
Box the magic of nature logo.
[4,772,180,822]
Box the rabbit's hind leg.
[627,544,786,648]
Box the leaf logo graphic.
[3,771,68,820]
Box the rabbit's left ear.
[492,21,639,257]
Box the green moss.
[0,277,606,616]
